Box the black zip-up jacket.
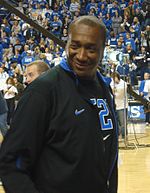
[0,59,118,193]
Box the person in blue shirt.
[125,32,136,51]
[86,0,96,14]
[21,50,35,66]
[133,0,142,12]
[103,13,112,31]
[109,1,120,17]
[11,49,22,66]
[116,40,125,52]
[0,44,3,63]
[50,15,62,38]
[21,44,30,59]
[98,1,107,10]
[1,24,11,36]
[120,0,128,16]
[39,0,48,9]
[116,62,129,78]
[139,72,150,126]
[107,31,118,48]
[131,16,141,42]
[50,8,61,21]
[136,46,150,80]
[1,31,10,49]
[80,0,88,15]
[60,5,72,19]
[99,3,108,18]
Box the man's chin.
[74,69,94,79]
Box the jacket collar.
[60,58,110,87]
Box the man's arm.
[0,89,49,193]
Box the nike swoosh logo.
[103,134,111,141]
[75,109,85,116]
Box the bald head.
[68,15,107,48]
[66,15,107,79]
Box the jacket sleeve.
[139,81,144,94]
[0,89,50,193]
[139,81,148,97]
[109,160,118,193]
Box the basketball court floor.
[0,123,150,193]
[119,122,150,193]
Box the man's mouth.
[75,62,89,68]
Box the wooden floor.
[0,123,150,193]
[118,123,150,193]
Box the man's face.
[144,73,150,80]
[66,23,105,79]
[25,65,40,84]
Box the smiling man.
[66,18,105,79]
[0,16,118,193]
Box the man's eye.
[28,73,33,77]
[88,47,96,52]
[70,44,79,49]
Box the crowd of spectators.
[0,0,150,94]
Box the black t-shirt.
[77,76,114,174]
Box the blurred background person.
[139,72,150,126]
[13,77,25,106]
[3,77,18,125]
[110,72,128,139]
[24,60,50,85]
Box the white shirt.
[110,79,128,110]
[0,72,9,89]
[144,79,150,100]
[4,84,18,99]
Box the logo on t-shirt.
[90,98,113,130]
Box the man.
[110,72,128,139]
[24,60,50,85]
[0,16,118,193]
[139,72,150,126]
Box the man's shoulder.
[39,65,61,83]
[26,65,65,94]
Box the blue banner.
[128,105,145,120]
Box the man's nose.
[76,48,88,61]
